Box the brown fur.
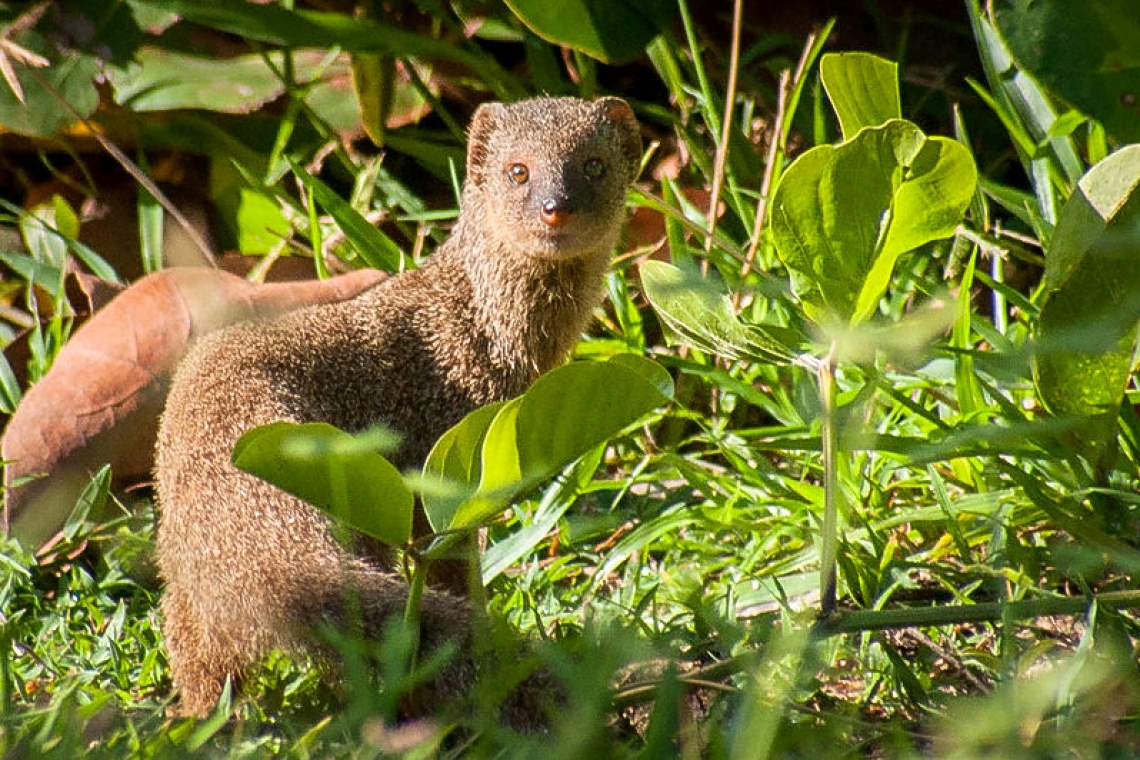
[154,97,641,718]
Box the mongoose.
[154,96,642,718]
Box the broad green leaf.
[514,356,671,476]
[820,52,901,140]
[422,357,672,531]
[994,0,1140,144]
[110,48,335,114]
[1033,144,1140,466]
[419,401,508,532]
[639,260,800,363]
[423,402,508,493]
[209,162,291,256]
[233,421,413,546]
[504,0,675,64]
[288,159,406,272]
[478,400,524,497]
[607,353,676,400]
[770,119,976,325]
[0,32,98,137]
[234,188,290,255]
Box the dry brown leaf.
[2,266,387,548]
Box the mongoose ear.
[598,97,642,180]
[467,102,506,187]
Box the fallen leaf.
[2,266,386,549]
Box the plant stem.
[818,342,840,618]
[405,559,426,664]
[613,589,1140,709]
[820,589,1140,633]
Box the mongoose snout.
[154,95,641,719]
[540,196,571,228]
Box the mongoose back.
[154,96,641,717]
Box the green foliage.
[819,52,901,140]
[235,358,671,551]
[505,0,676,64]
[110,50,333,114]
[424,355,672,532]
[0,1,129,136]
[967,0,1083,221]
[1033,144,1140,466]
[993,0,1140,144]
[639,259,801,363]
[770,119,977,325]
[288,159,408,272]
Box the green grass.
[3,0,1140,756]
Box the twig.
[743,27,825,275]
[23,67,216,267]
[704,0,743,255]
[741,69,790,280]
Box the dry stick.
[742,27,825,278]
[24,66,216,268]
[704,0,743,256]
[899,628,991,693]
[739,69,790,285]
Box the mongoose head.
[464,96,642,261]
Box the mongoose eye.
[508,163,530,185]
[583,158,605,180]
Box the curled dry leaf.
[2,266,387,549]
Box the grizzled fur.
[154,97,641,718]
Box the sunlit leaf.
[770,119,976,325]
[233,421,413,546]
[640,260,801,363]
[110,48,334,114]
[820,52,900,140]
[1033,144,1140,466]
[422,357,672,531]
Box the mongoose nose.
[541,198,571,227]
